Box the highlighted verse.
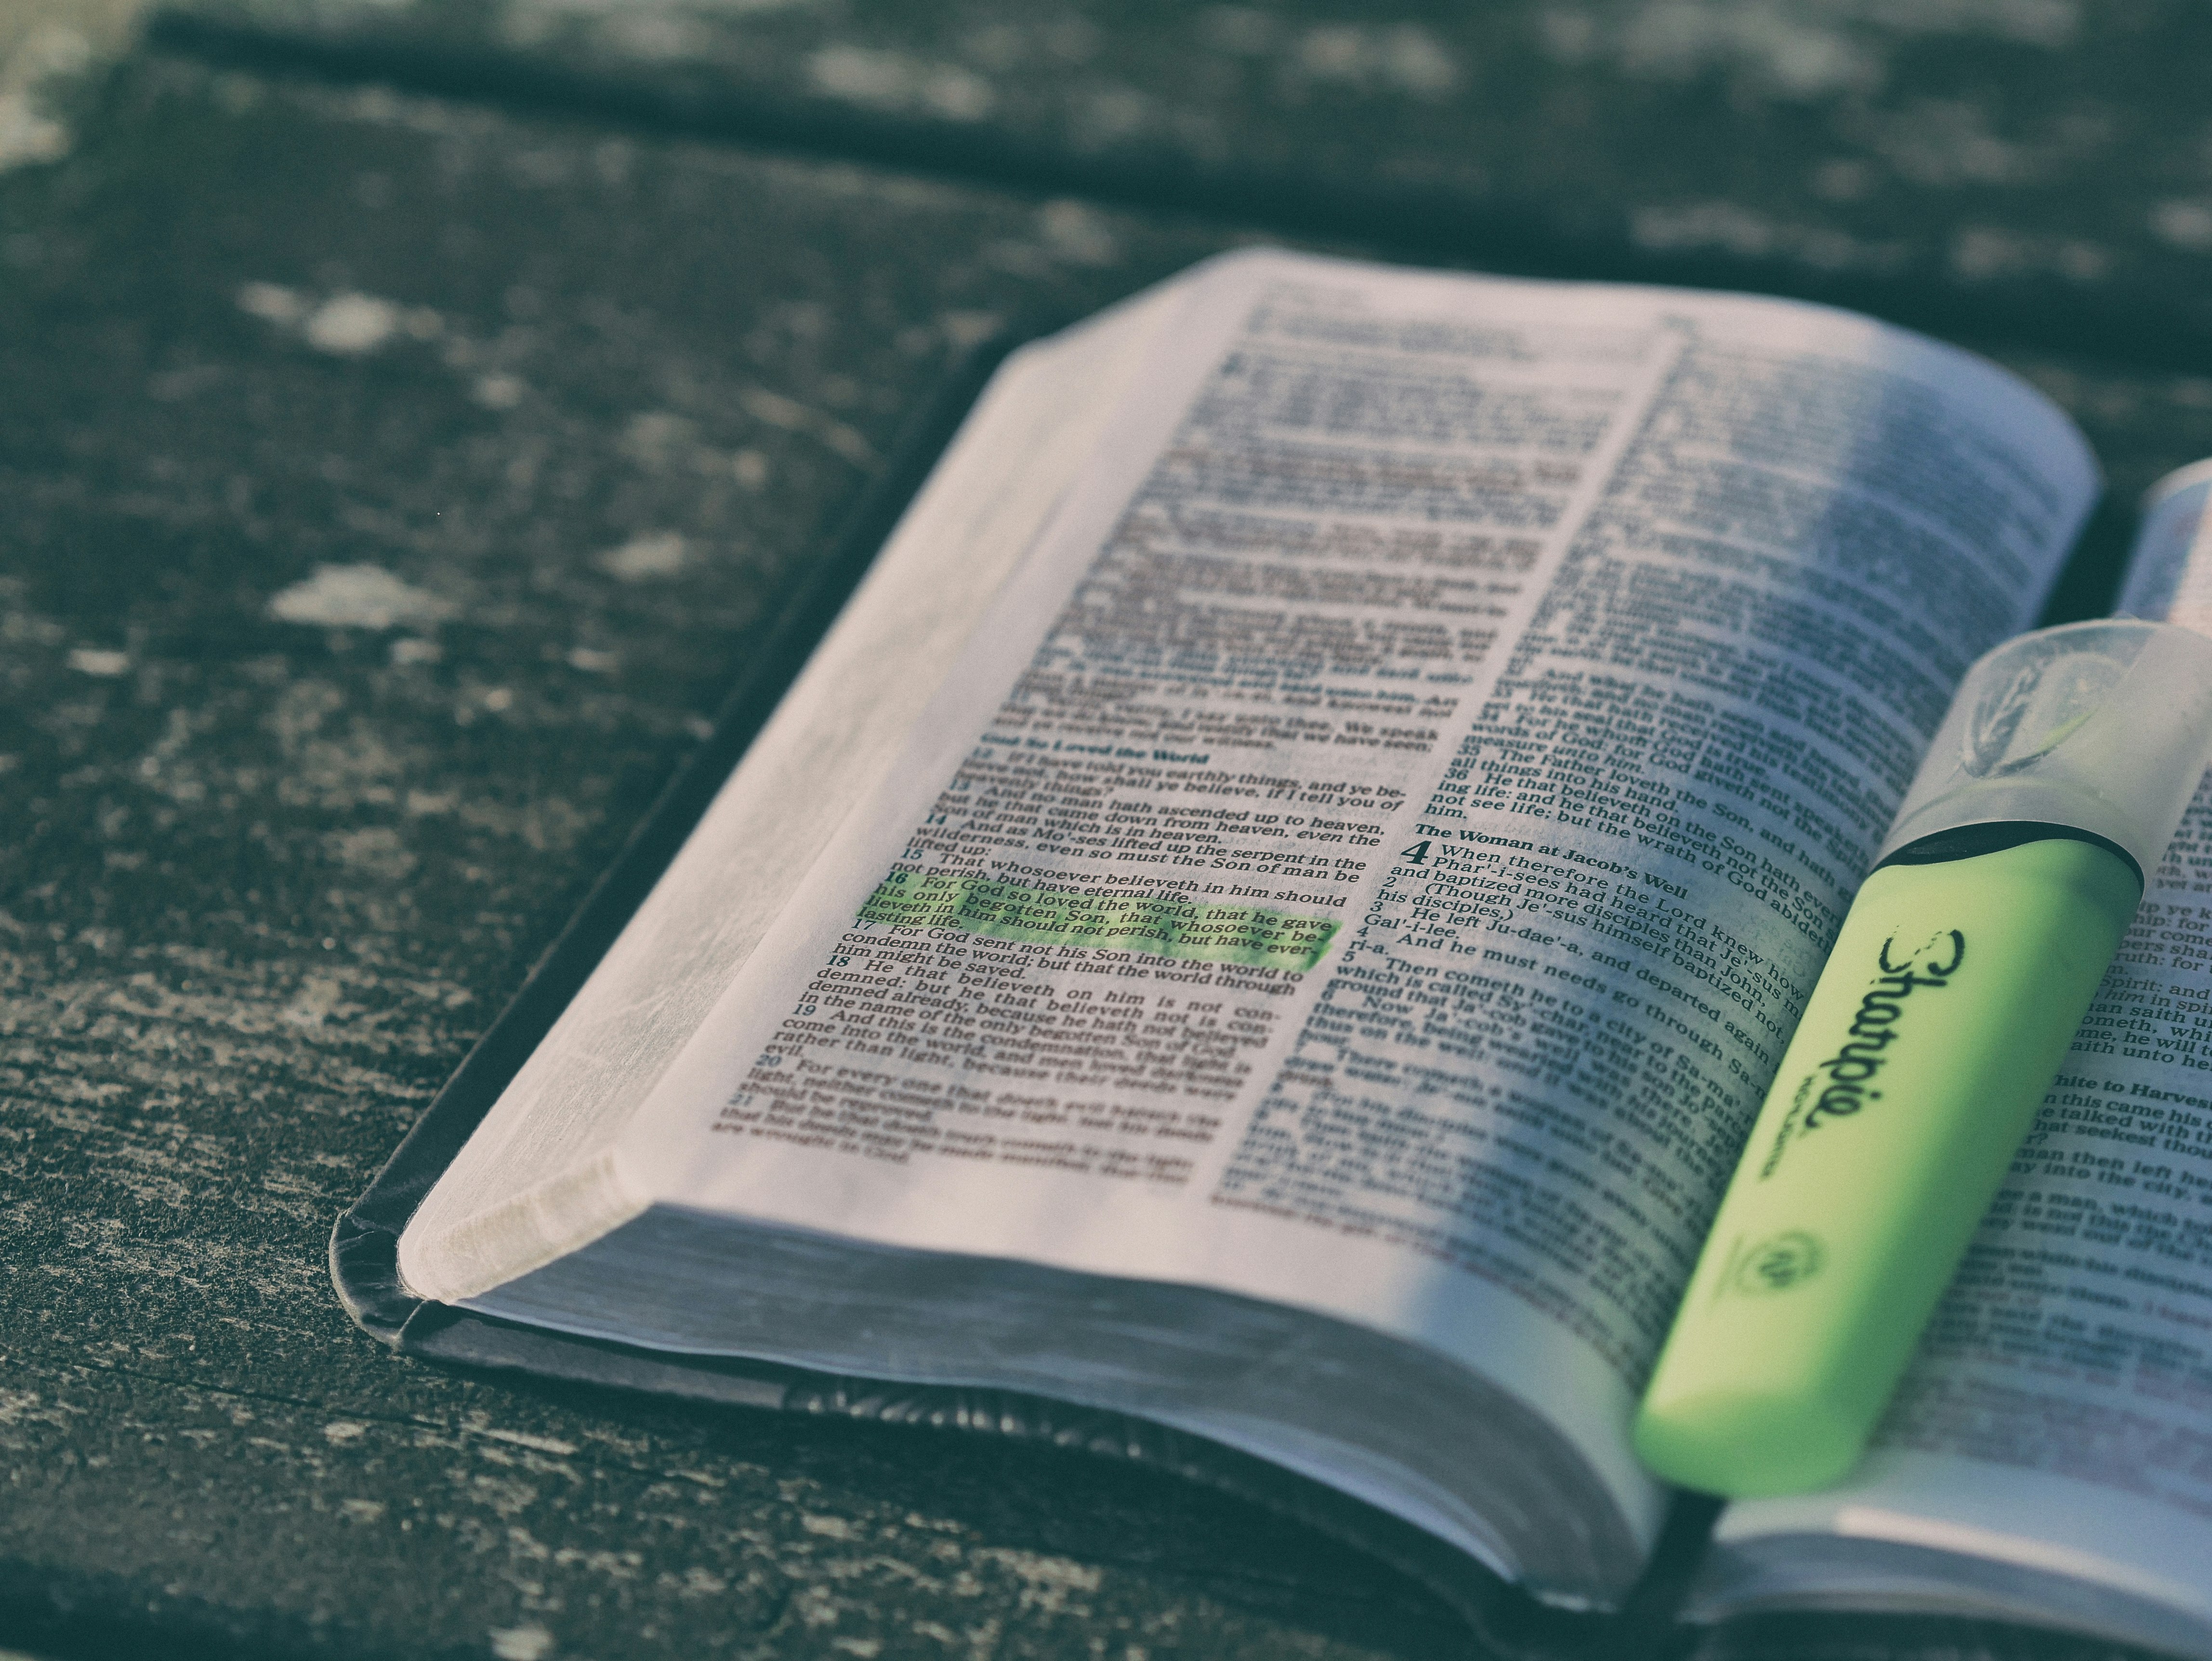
[858,872,1338,972]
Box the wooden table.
[5,4,2211,1656]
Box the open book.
[348,250,2212,1656]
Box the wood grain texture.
[155,0,2212,366]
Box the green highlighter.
[1635,615,2212,1497]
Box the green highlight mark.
[858,872,1339,971]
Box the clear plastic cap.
[1876,618,2212,878]
[2116,458,2212,633]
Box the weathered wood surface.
[4,5,2212,1660]
[159,0,2212,365]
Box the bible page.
[1699,780,2212,1654]
[398,280,1194,1282]
[576,250,2093,1553]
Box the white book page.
[1708,777,2212,1642]
[399,279,1195,1279]
[596,250,2094,1550]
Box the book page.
[399,281,1193,1271]
[572,252,2092,1549]
[1703,780,2212,1644]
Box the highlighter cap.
[1875,618,2212,878]
[2115,459,2212,633]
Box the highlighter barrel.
[1635,617,2212,1498]
[1634,832,2136,1495]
